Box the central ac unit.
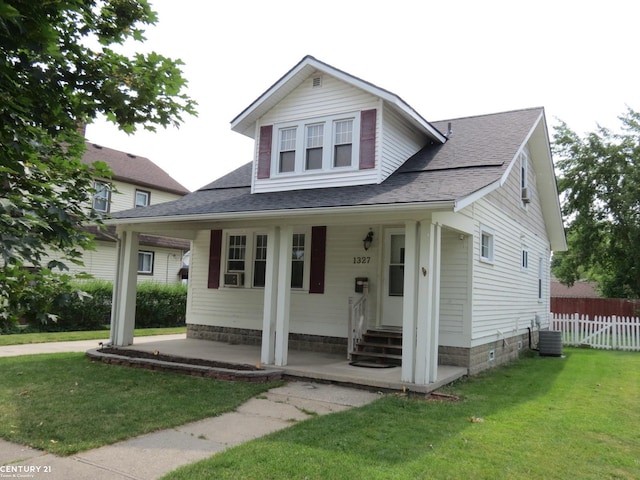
[224,272,244,287]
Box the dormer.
[231,56,447,194]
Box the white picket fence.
[551,313,640,351]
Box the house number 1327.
[353,256,371,264]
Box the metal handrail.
[348,284,368,359]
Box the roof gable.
[82,142,189,195]
[230,55,447,144]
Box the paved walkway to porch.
[112,335,468,394]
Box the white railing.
[348,293,368,360]
[551,313,640,351]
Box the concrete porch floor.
[114,335,468,394]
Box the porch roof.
[108,107,545,223]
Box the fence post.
[612,315,617,350]
[573,313,579,346]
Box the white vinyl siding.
[379,106,429,182]
[186,225,380,338]
[438,228,471,346]
[107,181,184,213]
[486,145,546,235]
[62,242,185,284]
[466,197,551,345]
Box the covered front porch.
[94,334,467,394]
[109,210,475,388]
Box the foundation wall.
[187,324,347,355]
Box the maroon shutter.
[359,109,377,169]
[257,125,273,179]
[309,226,327,294]
[207,230,222,289]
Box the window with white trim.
[135,189,150,207]
[521,248,529,271]
[291,233,306,289]
[479,225,495,264]
[227,235,247,273]
[138,251,154,274]
[222,230,309,289]
[305,124,324,170]
[253,234,268,288]
[538,256,544,301]
[93,180,110,212]
[274,112,360,175]
[279,128,297,173]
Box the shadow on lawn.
[264,351,570,466]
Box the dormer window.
[305,124,324,170]
[272,112,361,176]
[279,127,297,173]
[334,120,353,167]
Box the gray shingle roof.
[110,107,543,221]
[82,142,190,195]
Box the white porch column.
[274,225,293,366]
[110,229,138,346]
[401,221,418,383]
[261,226,280,364]
[414,221,442,384]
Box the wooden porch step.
[350,351,403,361]
[356,341,402,352]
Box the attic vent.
[312,76,322,88]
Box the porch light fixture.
[363,230,374,250]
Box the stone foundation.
[187,324,348,355]
[439,330,540,375]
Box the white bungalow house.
[107,56,566,387]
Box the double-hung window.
[279,128,297,173]
[333,119,353,167]
[227,235,247,272]
[253,234,268,287]
[291,233,305,289]
[93,180,110,212]
[305,124,324,170]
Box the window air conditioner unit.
[224,272,244,287]
[521,188,531,204]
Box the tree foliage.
[553,107,640,298]
[0,0,196,325]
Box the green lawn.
[165,348,640,480]
[0,327,186,346]
[0,352,276,455]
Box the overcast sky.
[86,0,639,192]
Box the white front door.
[381,229,404,328]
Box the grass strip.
[0,327,187,346]
[166,348,640,480]
[0,352,276,455]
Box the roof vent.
[127,153,137,158]
[92,144,103,149]
[312,76,322,88]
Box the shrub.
[135,282,187,328]
[23,281,187,332]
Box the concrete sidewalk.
[0,337,380,479]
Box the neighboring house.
[107,56,566,386]
[66,142,191,284]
